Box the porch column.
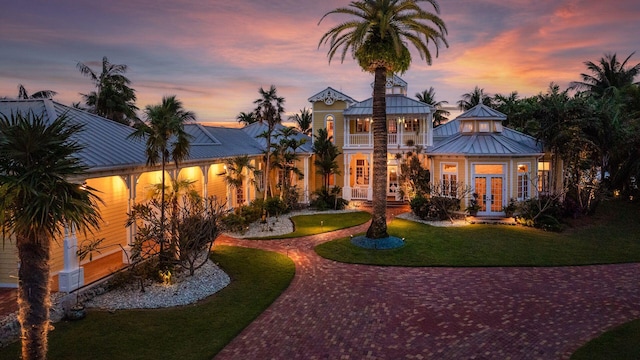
[366,153,373,201]
[58,226,84,292]
[122,174,138,264]
[344,153,352,200]
[303,155,310,203]
[201,165,210,198]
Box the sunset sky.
[2,0,639,125]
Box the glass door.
[388,165,399,197]
[474,175,504,215]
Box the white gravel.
[85,259,230,310]
[396,212,469,227]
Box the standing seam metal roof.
[343,95,433,116]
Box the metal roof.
[242,122,313,154]
[186,124,264,160]
[0,99,148,171]
[431,130,543,156]
[343,95,433,116]
[457,104,507,121]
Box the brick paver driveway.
[214,216,640,359]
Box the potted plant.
[502,198,518,217]
[466,193,481,216]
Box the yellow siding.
[0,237,18,286]
[207,164,229,204]
[178,166,204,196]
[136,171,165,202]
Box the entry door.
[474,176,504,214]
[388,165,399,197]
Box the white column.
[58,226,84,292]
[201,165,209,198]
[366,153,373,201]
[303,155,310,203]
[344,153,352,200]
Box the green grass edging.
[0,246,295,360]
[248,211,370,239]
[571,319,640,360]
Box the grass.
[315,199,640,266]
[571,319,640,359]
[247,211,370,239]
[0,246,295,360]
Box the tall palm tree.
[0,111,101,360]
[77,56,139,126]
[289,107,313,135]
[236,111,258,126]
[319,0,448,239]
[571,52,640,98]
[457,86,493,110]
[223,155,256,204]
[17,84,57,100]
[128,95,194,267]
[313,128,341,188]
[416,87,449,126]
[253,85,285,200]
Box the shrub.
[310,187,348,210]
[410,195,459,221]
[516,196,563,231]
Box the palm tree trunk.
[17,233,51,360]
[366,67,389,239]
[160,153,167,268]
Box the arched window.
[325,115,335,143]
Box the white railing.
[348,134,371,147]
[402,133,422,146]
[388,133,398,145]
[351,187,369,199]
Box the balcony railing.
[346,132,426,148]
[351,187,369,200]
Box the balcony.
[345,131,427,148]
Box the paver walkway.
[214,211,640,359]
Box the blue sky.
[1,0,639,125]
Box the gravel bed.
[396,212,469,227]
[85,259,230,310]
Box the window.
[355,159,369,186]
[356,118,370,133]
[236,186,244,205]
[462,122,473,133]
[326,115,335,143]
[538,161,550,194]
[388,119,398,133]
[442,163,458,197]
[479,122,490,132]
[517,163,529,200]
[404,118,419,132]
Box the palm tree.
[571,52,640,98]
[319,0,448,239]
[0,111,101,360]
[17,84,57,100]
[253,85,285,200]
[313,128,341,188]
[289,108,313,135]
[128,95,195,267]
[415,87,449,126]
[236,111,258,126]
[223,155,256,205]
[77,56,139,126]
[457,86,493,110]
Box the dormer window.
[462,122,473,133]
[495,122,503,132]
[479,122,490,132]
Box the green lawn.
[571,319,640,360]
[315,200,640,266]
[0,246,295,360]
[248,211,371,239]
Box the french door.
[388,165,399,198]
[474,176,504,215]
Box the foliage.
[502,198,518,217]
[465,193,481,215]
[249,212,371,240]
[254,85,285,200]
[398,147,430,198]
[457,86,493,110]
[236,111,257,126]
[415,87,449,126]
[312,128,341,188]
[16,84,57,99]
[515,196,564,232]
[126,180,228,280]
[410,195,459,221]
[310,187,348,210]
[76,56,138,126]
[572,319,640,360]
[570,52,640,98]
[289,107,313,135]
[270,126,305,203]
[0,111,101,360]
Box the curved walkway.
[213,212,640,359]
